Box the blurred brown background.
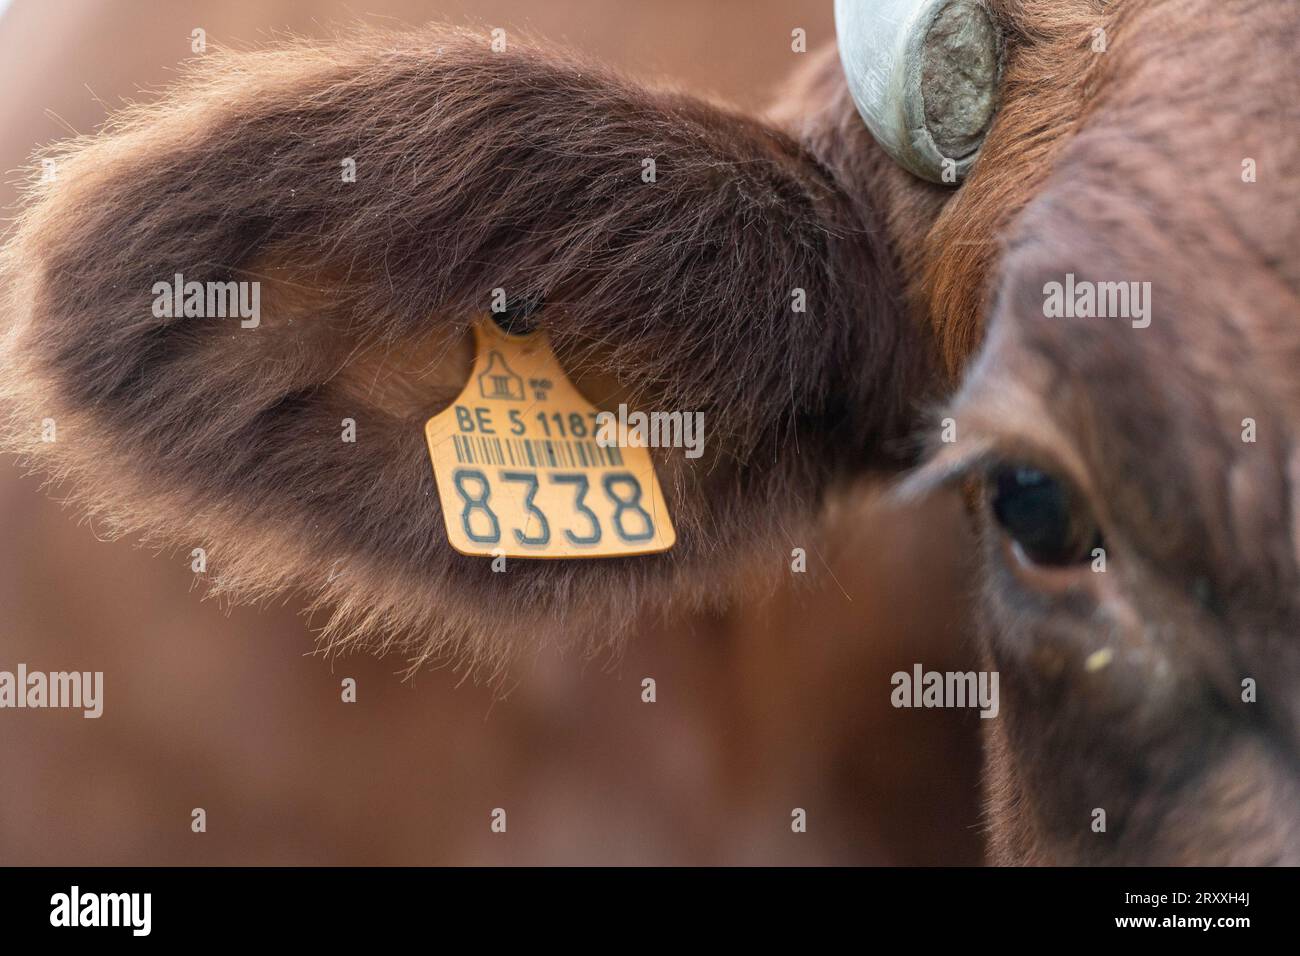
[0,0,982,864]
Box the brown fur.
[3,1,1298,863]
[0,26,930,677]
[911,0,1300,862]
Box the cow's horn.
[835,0,1003,185]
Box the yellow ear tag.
[424,317,676,558]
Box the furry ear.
[1,27,926,674]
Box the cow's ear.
[1,28,927,671]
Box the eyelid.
[894,412,1096,514]
[894,437,1082,505]
[892,436,999,503]
[997,531,1105,598]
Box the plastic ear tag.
[424,317,676,558]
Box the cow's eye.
[987,465,1099,567]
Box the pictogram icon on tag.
[424,317,677,558]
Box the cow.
[1,0,1296,865]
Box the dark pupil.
[990,466,1085,565]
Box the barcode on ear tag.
[424,316,676,558]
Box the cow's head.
[2,0,1296,863]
